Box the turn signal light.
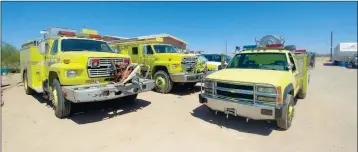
[276,87,282,103]
[63,59,71,64]
[123,58,130,64]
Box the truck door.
[141,45,156,72]
[45,40,59,78]
[288,53,300,94]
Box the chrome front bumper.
[170,73,204,82]
[199,93,278,120]
[62,79,155,103]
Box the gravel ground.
[1,59,357,152]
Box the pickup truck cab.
[199,35,310,130]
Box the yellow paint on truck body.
[110,37,205,77]
[20,31,129,93]
[206,49,309,100]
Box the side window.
[51,40,58,55]
[288,53,297,71]
[146,45,154,54]
[132,47,138,55]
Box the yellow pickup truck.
[109,37,204,93]
[20,27,155,118]
[199,35,310,130]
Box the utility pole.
[330,31,333,61]
[225,40,228,54]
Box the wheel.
[154,70,173,93]
[52,79,72,118]
[184,82,197,89]
[122,94,138,103]
[277,94,295,130]
[23,72,34,95]
[297,89,307,99]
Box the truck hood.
[60,51,129,63]
[206,68,291,85]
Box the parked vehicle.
[199,35,310,130]
[201,54,232,70]
[347,53,358,68]
[20,27,155,118]
[108,37,205,93]
[333,43,357,65]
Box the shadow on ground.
[191,105,279,136]
[323,62,337,66]
[170,83,201,96]
[30,93,151,124]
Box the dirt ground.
[1,59,357,152]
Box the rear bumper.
[199,93,280,120]
[170,73,203,82]
[62,79,155,103]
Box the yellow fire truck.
[108,37,205,93]
[199,35,310,130]
[20,27,155,118]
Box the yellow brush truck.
[199,35,310,130]
[108,37,205,93]
[20,27,155,118]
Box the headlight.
[256,86,276,93]
[66,70,77,78]
[204,80,213,88]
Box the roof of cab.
[238,49,291,54]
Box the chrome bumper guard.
[170,73,204,82]
[199,93,277,120]
[63,78,155,103]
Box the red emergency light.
[91,58,100,68]
[266,44,284,48]
[123,58,130,64]
[295,49,307,53]
[58,31,76,37]
[89,34,102,39]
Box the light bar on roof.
[266,44,283,48]
[58,31,76,37]
[243,45,257,50]
[295,49,307,53]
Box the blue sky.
[2,2,357,54]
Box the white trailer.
[333,42,357,64]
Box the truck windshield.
[153,45,177,53]
[226,53,289,71]
[198,55,209,62]
[61,39,113,53]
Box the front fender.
[153,61,182,74]
[283,83,294,103]
[48,63,86,84]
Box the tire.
[52,79,72,118]
[23,72,34,95]
[154,70,173,93]
[122,94,138,103]
[277,94,295,130]
[297,89,307,99]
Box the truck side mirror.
[288,63,294,70]
[39,41,46,55]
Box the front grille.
[87,58,124,77]
[182,57,197,72]
[217,90,254,100]
[214,81,276,106]
[217,82,253,90]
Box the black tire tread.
[154,71,173,93]
[52,79,72,118]
[277,94,294,130]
